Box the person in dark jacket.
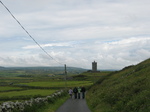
[73,87,78,99]
[81,86,86,99]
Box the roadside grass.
[86,58,150,112]
[40,94,69,112]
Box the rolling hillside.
[86,58,150,112]
[0,66,87,77]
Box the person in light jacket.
[68,88,73,98]
[77,87,81,99]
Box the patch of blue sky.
[102,39,120,43]
[92,39,121,44]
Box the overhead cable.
[0,0,64,65]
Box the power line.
[0,0,64,65]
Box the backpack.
[73,87,78,93]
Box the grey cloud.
[0,0,150,69]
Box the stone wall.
[0,90,64,112]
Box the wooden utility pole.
[64,64,67,89]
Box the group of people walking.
[68,86,86,99]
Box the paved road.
[55,98,91,112]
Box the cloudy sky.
[0,0,150,70]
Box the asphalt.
[55,97,91,112]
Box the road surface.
[55,98,91,112]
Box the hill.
[86,58,150,112]
[0,66,5,69]
[0,66,87,77]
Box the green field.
[0,86,23,91]
[18,80,93,88]
[0,68,111,111]
[0,89,56,98]
[0,71,100,104]
[0,80,93,103]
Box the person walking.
[68,88,73,98]
[73,87,78,99]
[81,86,86,99]
[77,87,81,99]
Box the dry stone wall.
[0,90,64,112]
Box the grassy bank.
[86,58,150,112]
[41,94,69,112]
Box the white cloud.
[22,41,76,49]
[0,0,150,69]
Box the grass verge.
[36,92,69,112]
[86,58,150,112]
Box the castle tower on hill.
[92,61,97,72]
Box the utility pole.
[64,64,67,89]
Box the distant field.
[18,81,93,88]
[0,86,23,91]
[0,79,93,103]
[0,66,87,77]
[0,77,33,84]
[0,89,56,98]
[0,71,110,104]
